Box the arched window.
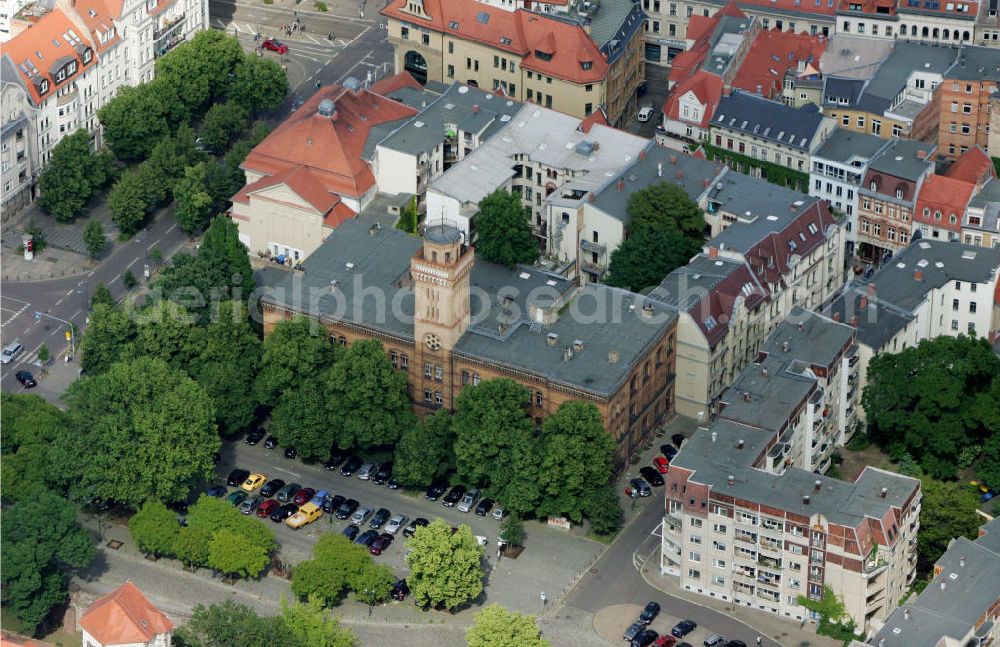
[923,207,931,217]
[935,210,942,220]
[943,29,950,39]
[900,24,907,36]
[922,26,929,37]
[932,28,940,38]
[963,30,970,40]
[871,180,878,190]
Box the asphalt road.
[0,211,189,394]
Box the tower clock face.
[424,333,442,351]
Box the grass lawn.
[1,607,82,647]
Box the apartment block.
[937,45,1000,158]
[962,176,1000,247]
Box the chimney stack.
[859,295,868,309]
[703,178,711,188]
[914,269,923,281]
[709,246,719,259]
[833,311,841,322]
[814,479,822,492]
[711,431,718,443]
[728,475,735,486]
[904,609,911,621]
[880,487,887,498]
[941,581,946,591]
[472,104,480,113]
[782,341,789,352]
[738,439,745,449]
[851,315,858,327]
[639,149,647,160]
[960,556,966,567]
[670,155,678,165]
[867,283,876,297]
[587,192,595,202]
[617,177,625,191]
[803,495,811,505]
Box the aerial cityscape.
[0,0,998,644]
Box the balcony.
[864,554,889,577]
[759,541,782,556]
[579,258,607,278]
[755,588,780,603]
[56,86,78,106]
[154,12,186,40]
[580,239,606,254]
[758,554,782,569]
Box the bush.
[123,270,138,289]
[314,1,327,9]
[845,431,870,451]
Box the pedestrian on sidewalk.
[756,636,763,647]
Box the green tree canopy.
[796,585,853,639]
[154,31,245,121]
[281,596,357,647]
[186,495,276,554]
[466,605,551,647]
[228,55,288,116]
[199,102,249,154]
[271,383,332,461]
[394,410,456,487]
[405,519,484,610]
[1,491,95,636]
[175,162,217,234]
[255,316,339,406]
[98,84,171,161]
[582,484,623,536]
[326,339,414,449]
[173,526,212,568]
[174,600,299,647]
[350,562,396,606]
[626,181,705,238]
[145,123,205,198]
[291,533,374,607]
[917,475,982,573]
[0,394,71,500]
[474,189,539,267]
[535,401,617,523]
[37,130,114,222]
[79,304,138,375]
[131,300,204,371]
[59,356,219,507]
[606,222,701,292]
[84,219,108,258]
[129,499,181,556]
[862,335,1000,480]
[208,528,271,578]
[91,282,115,309]
[108,167,154,234]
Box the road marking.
[147,239,161,251]
[3,296,30,306]
[66,289,74,296]
[110,272,123,284]
[2,300,30,327]
[273,466,301,477]
[346,26,369,46]
[69,309,82,321]
[55,298,63,306]
[166,224,178,234]
[335,50,373,84]
[126,257,139,269]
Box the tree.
[625,181,705,238]
[37,343,50,364]
[129,499,181,556]
[582,484,623,536]
[98,84,171,161]
[131,300,204,371]
[174,600,299,647]
[535,401,616,523]
[59,356,219,507]
[228,55,288,116]
[109,168,154,234]
[1,491,95,636]
[326,339,414,449]
[199,102,249,154]
[37,130,112,221]
[395,195,418,234]
[270,383,332,460]
[208,528,271,578]
[796,585,853,639]
[255,316,339,406]
[453,379,540,515]
[606,222,701,292]
[91,282,114,309]
[174,163,216,234]
[0,394,70,500]
[393,410,455,487]
[123,269,138,289]
[499,515,525,547]
[84,219,108,258]
[174,526,212,569]
[862,335,1000,480]
[154,31,245,121]
[186,495,276,555]
[350,562,395,606]
[466,605,551,647]
[281,596,357,647]
[474,189,538,267]
[146,123,205,197]
[977,433,1000,490]
[292,533,372,607]
[405,519,484,610]
[916,476,981,573]
[79,304,137,375]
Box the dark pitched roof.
[712,90,826,151]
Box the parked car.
[425,482,448,501]
[284,447,298,460]
[639,601,661,625]
[660,444,678,461]
[241,473,267,492]
[637,106,654,122]
[227,468,250,487]
[372,462,393,485]
[260,479,285,498]
[244,429,265,445]
[385,514,408,534]
[336,499,359,520]
[324,448,348,470]
[474,499,495,516]
[355,529,378,547]
[624,621,645,642]
[652,456,670,474]
[261,38,288,54]
[457,488,480,513]
[286,502,323,529]
[322,494,346,514]
[390,579,409,601]
[357,462,377,480]
[724,641,746,647]
[654,636,677,647]
[640,467,665,487]
[492,505,507,521]
[271,503,298,522]
[369,533,393,555]
[292,488,317,506]
[1,342,24,364]
[263,435,278,449]
[276,483,302,503]
[342,524,360,541]
[671,433,686,448]
[257,499,279,518]
[239,495,262,515]
[205,485,227,498]
[350,507,372,525]
[633,630,659,647]
[341,456,363,476]
[402,517,429,537]
[703,636,725,647]
[627,478,652,498]
[15,370,36,388]
[226,490,248,506]
[671,620,697,638]
[442,485,466,507]
[369,508,391,529]
[310,489,330,507]
[386,477,401,490]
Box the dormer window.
[581,61,592,70]
[870,180,877,190]
[83,48,92,63]
[535,50,553,61]
[39,79,49,95]
[895,187,904,199]
[56,69,66,83]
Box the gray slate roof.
[813,127,889,165]
[705,173,820,252]
[713,91,824,152]
[866,138,935,182]
[947,44,1000,80]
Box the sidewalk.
[1,201,111,282]
[639,559,840,647]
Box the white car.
[637,106,654,122]
[350,507,372,525]
[1,342,23,364]
[356,462,376,480]
[457,488,480,513]
[492,505,506,521]
[384,514,408,534]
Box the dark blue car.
[205,485,227,498]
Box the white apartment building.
[809,128,891,256]
[0,0,33,40]
[962,177,1000,248]
[1,78,36,213]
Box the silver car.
[384,514,408,534]
[457,488,480,513]
[492,505,506,520]
[1,342,23,364]
[350,507,372,525]
[356,462,376,480]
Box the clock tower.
[411,221,474,408]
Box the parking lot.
[597,602,758,647]
[213,437,605,615]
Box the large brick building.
[936,45,1000,159]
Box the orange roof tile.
[2,8,98,105]
[78,582,173,645]
[323,201,357,228]
[741,0,838,15]
[662,71,724,128]
[731,29,826,100]
[380,0,607,85]
[234,165,341,214]
[913,174,976,232]
[369,71,423,96]
[71,0,120,52]
[945,146,995,186]
[242,84,417,199]
[578,107,609,133]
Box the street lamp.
[34,311,76,359]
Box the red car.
[292,487,316,506]
[262,38,288,54]
[256,499,279,518]
[369,533,394,555]
[654,636,677,647]
[653,456,670,474]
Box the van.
[704,635,726,647]
[637,106,654,122]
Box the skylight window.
[500,36,512,45]
[448,20,459,28]
[476,11,490,24]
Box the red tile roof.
[323,201,357,228]
[78,582,173,646]
[1,631,51,647]
[731,29,827,100]
[70,0,120,53]
[914,174,975,232]
[746,202,837,286]
[662,71,724,128]
[369,71,423,96]
[380,0,608,84]
[742,0,838,15]
[945,146,995,187]
[242,84,418,200]
[578,107,609,133]
[233,165,343,214]
[2,8,97,105]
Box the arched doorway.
[404,50,427,85]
